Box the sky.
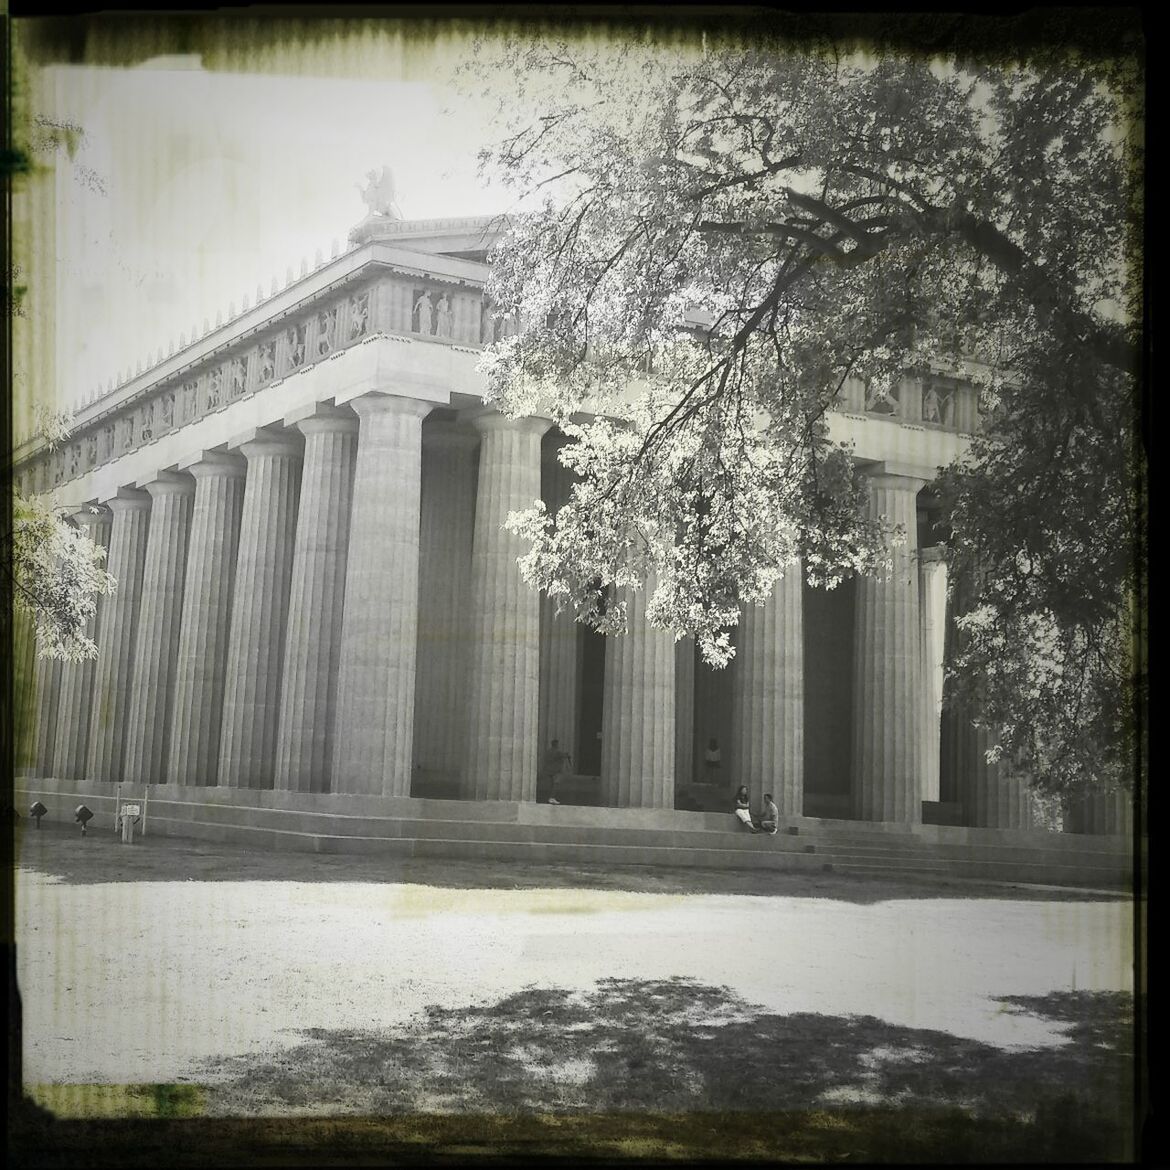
[37,50,515,409]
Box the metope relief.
[317,307,338,356]
[349,292,369,340]
[413,289,434,335]
[864,380,900,416]
[207,367,223,410]
[119,414,135,451]
[921,383,954,427]
[480,302,518,345]
[287,323,307,368]
[182,379,199,423]
[258,341,276,385]
[229,356,248,400]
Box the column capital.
[137,470,196,497]
[228,425,303,460]
[859,460,932,490]
[177,450,248,479]
[65,503,109,525]
[462,407,553,437]
[104,487,152,513]
[348,393,434,422]
[284,402,359,436]
[918,544,948,565]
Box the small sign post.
[119,804,141,844]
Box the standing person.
[703,737,722,784]
[760,794,779,835]
[733,785,758,832]
[540,738,571,805]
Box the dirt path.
[15,824,1133,1092]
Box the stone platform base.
[14,777,1136,890]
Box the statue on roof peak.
[359,166,403,219]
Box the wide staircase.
[14,776,1136,891]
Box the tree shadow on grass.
[14,822,1131,904]
[198,979,1135,1162]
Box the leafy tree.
[5,407,116,661]
[463,29,1144,799]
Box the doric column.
[538,449,580,764]
[732,570,804,816]
[30,654,61,778]
[166,453,247,786]
[962,722,1034,829]
[51,507,112,778]
[123,473,196,786]
[218,429,302,789]
[1065,789,1133,836]
[600,577,676,808]
[274,407,358,792]
[917,546,948,802]
[413,423,477,783]
[13,607,38,774]
[331,395,432,796]
[463,411,551,801]
[945,563,1033,830]
[87,490,151,781]
[851,468,926,822]
[675,637,695,787]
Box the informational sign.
[122,804,141,817]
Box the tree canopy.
[6,408,116,661]
[464,30,1144,798]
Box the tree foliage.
[464,30,1144,797]
[6,407,116,661]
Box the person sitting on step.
[760,794,779,835]
[733,785,759,832]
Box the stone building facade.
[14,213,1125,834]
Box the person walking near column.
[539,738,571,804]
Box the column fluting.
[851,471,926,822]
[462,411,550,802]
[962,721,1034,829]
[274,409,358,792]
[51,507,112,778]
[732,570,804,816]
[218,430,303,789]
[31,656,61,778]
[166,453,247,786]
[413,423,477,785]
[600,577,676,809]
[331,395,432,796]
[917,547,948,803]
[674,637,695,787]
[123,473,196,786]
[538,451,580,765]
[87,490,151,781]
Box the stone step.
[146,816,836,873]
[144,801,823,855]
[137,813,1131,888]
[15,781,1134,889]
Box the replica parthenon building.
[13,209,1130,837]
